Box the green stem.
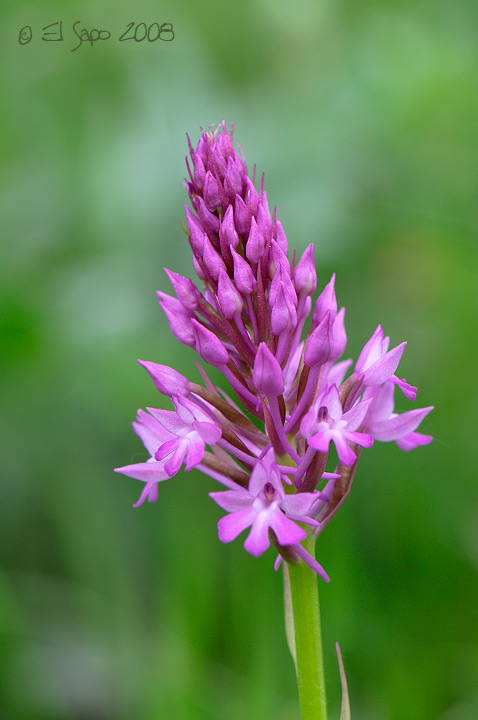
[286,529,328,720]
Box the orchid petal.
[210,489,253,512]
[114,461,169,483]
[270,510,307,547]
[217,508,256,543]
[371,406,433,441]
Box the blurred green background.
[1,0,477,718]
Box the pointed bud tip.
[253,343,285,396]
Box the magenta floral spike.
[116,121,433,583]
[116,122,436,719]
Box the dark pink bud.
[192,254,206,280]
[245,217,265,265]
[253,343,285,396]
[269,239,291,279]
[244,177,259,217]
[138,359,190,396]
[204,288,219,311]
[330,307,346,361]
[217,268,244,319]
[195,135,209,164]
[208,134,227,176]
[269,264,297,308]
[232,151,246,178]
[270,283,297,335]
[256,203,272,242]
[234,194,250,237]
[219,121,234,157]
[192,154,206,191]
[185,207,205,257]
[274,217,288,255]
[158,294,195,346]
[224,156,243,198]
[294,244,317,296]
[220,206,239,250]
[304,312,333,367]
[192,319,229,366]
[197,196,220,234]
[231,246,256,295]
[164,269,199,310]
[203,171,222,212]
[312,273,337,326]
[202,234,226,281]
[260,188,271,218]
[156,290,191,315]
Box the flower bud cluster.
[116,123,433,580]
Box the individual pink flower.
[210,451,321,557]
[149,395,222,476]
[300,386,374,466]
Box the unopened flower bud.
[253,343,285,396]
[231,247,256,295]
[234,194,250,237]
[224,156,243,198]
[193,154,206,191]
[274,217,288,255]
[271,283,297,335]
[312,273,337,326]
[220,206,239,249]
[138,359,190,396]
[269,240,291,279]
[185,207,205,257]
[269,264,297,308]
[197,196,220,234]
[158,294,195,346]
[202,234,226,281]
[294,244,317,296]
[203,171,222,212]
[256,203,272,242]
[304,312,333,367]
[245,217,266,265]
[192,319,229,366]
[330,307,346,361]
[164,269,199,310]
[217,268,244,319]
[244,177,260,217]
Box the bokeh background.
[1,0,477,718]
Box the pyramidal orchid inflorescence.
[115,122,433,582]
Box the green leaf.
[336,642,351,720]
